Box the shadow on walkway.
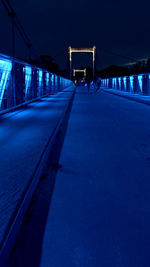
[7,97,73,267]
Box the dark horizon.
[0,0,150,70]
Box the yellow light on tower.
[68,46,96,79]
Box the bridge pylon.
[68,46,96,80]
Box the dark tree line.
[24,54,150,80]
[27,55,68,78]
[98,58,150,78]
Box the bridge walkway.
[7,86,150,267]
[39,86,150,267]
[0,87,75,266]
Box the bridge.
[0,49,150,267]
[0,3,150,266]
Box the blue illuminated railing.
[0,53,73,112]
[101,73,150,96]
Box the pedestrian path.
[0,87,74,257]
[39,87,150,267]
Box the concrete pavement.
[0,87,74,264]
[40,87,150,267]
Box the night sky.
[0,0,150,69]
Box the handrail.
[0,52,73,112]
[101,73,150,96]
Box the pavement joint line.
[0,86,75,267]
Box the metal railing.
[0,53,73,112]
[101,74,150,96]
